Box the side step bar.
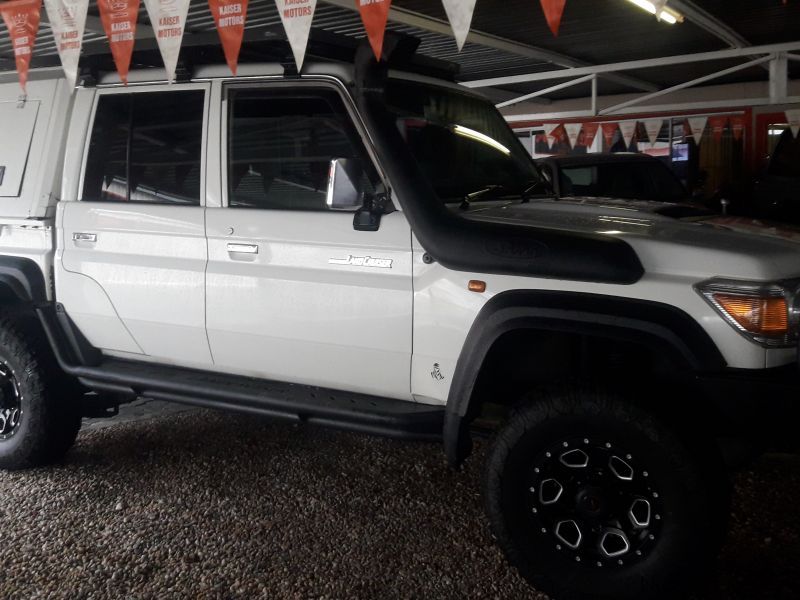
[37,305,444,442]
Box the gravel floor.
[0,407,798,599]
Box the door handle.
[73,232,97,243]
[226,243,259,254]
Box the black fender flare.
[443,290,726,467]
[0,256,49,304]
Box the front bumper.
[696,363,800,447]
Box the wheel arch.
[0,256,49,306]
[443,290,727,467]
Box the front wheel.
[483,388,727,600]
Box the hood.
[463,199,800,281]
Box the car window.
[83,90,204,205]
[559,162,687,202]
[768,129,800,178]
[227,88,375,210]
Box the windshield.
[559,162,689,202]
[383,79,543,203]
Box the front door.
[59,84,212,366]
[205,82,413,400]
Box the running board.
[37,306,443,442]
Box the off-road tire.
[0,316,81,470]
[483,387,727,600]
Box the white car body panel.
[205,209,413,399]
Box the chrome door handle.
[73,232,97,242]
[226,243,259,254]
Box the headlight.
[696,278,800,347]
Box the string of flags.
[0,0,577,92]
[534,112,796,152]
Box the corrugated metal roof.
[0,0,798,100]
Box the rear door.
[59,84,213,366]
[204,81,413,399]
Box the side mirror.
[326,158,364,211]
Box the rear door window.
[82,90,205,205]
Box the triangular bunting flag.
[786,109,800,138]
[687,116,707,146]
[708,116,728,143]
[43,0,89,90]
[98,0,140,85]
[441,0,476,51]
[539,0,567,36]
[143,0,191,83]
[542,123,559,149]
[644,119,663,147]
[619,121,637,149]
[208,0,249,75]
[357,0,392,61]
[564,123,582,149]
[601,122,618,147]
[276,0,316,71]
[0,0,42,93]
[582,122,599,148]
[652,0,668,20]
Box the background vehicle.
[535,152,691,202]
[754,128,800,223]
[0,38,798,600]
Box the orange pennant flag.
[539,0,567,36]
[98,0,140,85]
[601,122,618,147]
[357,0,392,60]
[583,122,599,148]
[708,115,728,143]
[209,0,249,75]
[0,0,41,93]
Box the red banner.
[209,0,249,75]
[0,0,41,92]
[98,0,139,85]
[539,0,567,36]
[582,122,599,148]
[601,122,618,147]
[708,115,728,143]
[730,115,745,141]
[357,0,391,60]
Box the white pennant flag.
[688,116,708,146]
[653,0,668,20]
[441,0,476,52]
[276,0,317,70]
[787,109,800,139]
[144,0,191,83]
[44,0,89,89]
[564,123,582,149]
[619,121,637,149]
[644,119,663,147]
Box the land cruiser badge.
[329,255,393,268]
[431,363,445,382]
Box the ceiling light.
[624,0,684,24]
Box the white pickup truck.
[0,39,798,600]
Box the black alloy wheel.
[0,360,22,440]
[483,388,727,600]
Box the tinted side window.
[228,88,374,210]
[83,90,204,205]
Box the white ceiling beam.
[320,0,658,92]
[504,96,800,122]
[496,74,596,108]
[463,40,800,88]
[667,1,750,48]
[600,55,772,115]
